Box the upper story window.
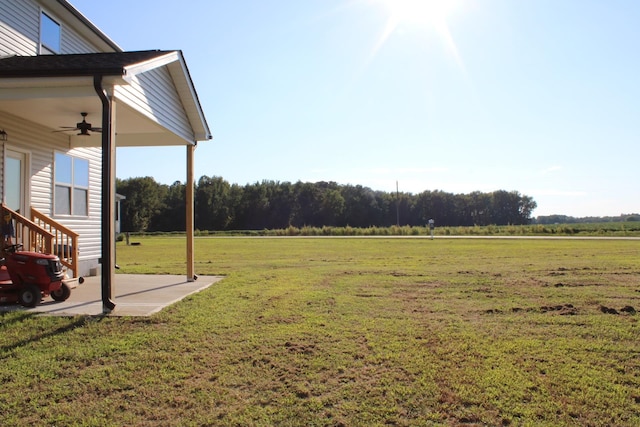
[55,153,89,216]
[40,12,61,54]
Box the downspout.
[94,75,116,313]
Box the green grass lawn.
[1,237,640,426]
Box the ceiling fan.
[55,112,102,135]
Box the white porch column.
[186,143,195,282]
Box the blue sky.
[70,0,639,217]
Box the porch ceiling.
[0,92,186,147]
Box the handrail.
[1,204,54,254]
[30,207,80,278]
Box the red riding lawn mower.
[0,244,71,307]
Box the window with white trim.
[40,12,60,54]
[55,153,89,216]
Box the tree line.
[115,176,537,233]
[535,214,640,224]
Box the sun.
[369,0,464,63]
[380,0,460,29]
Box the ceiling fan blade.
[55,113,101,135]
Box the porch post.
[186,143,195,282]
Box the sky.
[69,0,640,218]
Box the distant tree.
[467,191,492,226]
[291,181,320,227]
[390,192,414,226]
[150,181,185,231]
[341,185,380,227]
[195,176,232,230]
[256,180,293,228]
[535,215,573,224]
[235,181,273,229]
[518,194,537,224]
[490,190,536,225]
[318,185,345,226]
[226,184,245,229]
[426,190,458,225]
[116,177,167,232]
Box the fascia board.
[122,51,181,82]
[165,56,212,141]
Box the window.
[40,12,60,54]
[55,153,89,216]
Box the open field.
[1,237,640,426]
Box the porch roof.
[0,50,211,146]
[0,50,173,78]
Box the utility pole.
[396,181,400,226]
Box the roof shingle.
[0,50,173,78]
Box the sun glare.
[382,0,460,28]
[369,0,464,66]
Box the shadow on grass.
[0,315,105,357]
[0,310,35,326]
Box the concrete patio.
[0,274,223,317]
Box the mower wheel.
[19,284,42,308]
[51,282,71,302]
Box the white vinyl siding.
[0,110,103,269]
[48,7,103,54]
[0,0,40,55]
[0,0,104,57]
[59,21,102,54]
[116,67,194,141]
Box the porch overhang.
[0,50,212,146]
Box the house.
[0,0,212,312]
[115,193,125,235]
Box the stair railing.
[30,207,80,279]
[1,203,54,255]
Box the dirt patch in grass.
[600,304,637,315]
